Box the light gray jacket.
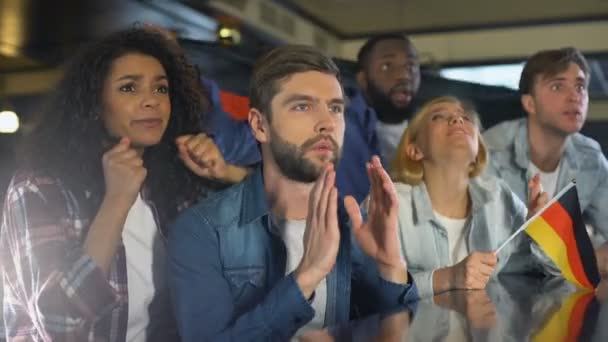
[395,176,548,298]
[483,118,608,241]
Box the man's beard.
[269,127,341,183]
[366,79,416,124]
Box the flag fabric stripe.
[566,293,594,342]
[532,291,595,342]
[532,291,585,342]
[557,188,600,287]
[538,202,592,288]
[525,184,600,289]
[526,216,585,288]
[577,292,601,342]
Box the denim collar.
[514,118,579,172]
[239,166,271,226]
[238,165,353,229]
[411,179,495,225]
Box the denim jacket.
[167,167,418,341]
[483,118,608,240]
[394,176,545,298]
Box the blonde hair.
[390,96,488,185]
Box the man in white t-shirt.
[337,34,421,202]
[355,35,421,161]
[483,47,608,275]
[168,45,418,341]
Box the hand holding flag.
[527,173,550,219]
[496,181,600,290]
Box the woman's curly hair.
[19,28,211,227]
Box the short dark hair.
[249,45,341,119]
[519,47,590,95]
[356,33,413,71]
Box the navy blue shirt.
[336,86,382,202]
[203,78,261,166]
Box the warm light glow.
[0,0,27,57]
[218,27,232,39]
[0,110,19,133]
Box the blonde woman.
[390,96,548,298]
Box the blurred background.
[1,0,608,202]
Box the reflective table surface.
[298,276,608,341]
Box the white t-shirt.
[272,217,327,332]
[529,161,562,197]
[122,194,169,342]
[375,120,408,162]
[434,211,469,265]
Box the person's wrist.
[378,262,408,284]
[227,164,245,182]
[294,268,320,299]
[214,163,246,184]
[447,266,458,290]
[440,266,457,291]
[102,192,136,212]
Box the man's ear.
[521,94,536,117]
[248,108,269,143]
[406,143,424,161]
[356,70,367,91]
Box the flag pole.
[495,180,576,254]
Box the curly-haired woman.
[0,28,248,341]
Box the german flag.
[532,290,599,342]
[525,182,600,289]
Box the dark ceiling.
[0,0,218,71]
[1,0,607,99]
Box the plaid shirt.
[0,171,169,341]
